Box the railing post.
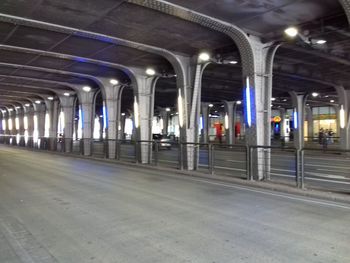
[154,141,159,166]
[249,146,253,181]
[134,140,138,163]
[179,143,184,170]
[246,145,250,180]
[116,140,120,160]
[300,149,305,189]
[295,149,300,187]
[209,144,214,175]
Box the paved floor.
[0,145,350,263]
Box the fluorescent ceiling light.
[284,27,298,37]
[145,68,156,76]
[199,52,210,62]
[316,39,327,45]
[83,86,91,92]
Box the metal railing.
[299,147,350,193]
[1,135,349,194]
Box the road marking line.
[184,177,350,210]
[308,171,347,180]
[225,160,246,163]
[271,173,350,185]
[306,164,350,170]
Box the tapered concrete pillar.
[119,114,126,140]
[59,96,75,152]
[79,91,95,156]
[175,54,209,170]
[335,86,350,150]
[25,105,34,147]
[159,108,169,135]
[132,72,157,164]
[200,102,210,144]
[224,101,238,145]
[98,78,124,159]
[8,109,15,144]
[289,92,308,150]
[33,103,46,149]
[45,99,59,151]
[15,107,25,146]
[279,108,286,138]
[305,106,313,141]
[1,111,8,143]
[0,111,3,142]
[242,39,280,180]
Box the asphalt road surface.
[0,145,350,263]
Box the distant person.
[318,128,324,145]
[322,130,328,150]
[289,128,294,141]
[328,129,334,144]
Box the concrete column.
[0,111,3,141]
[242,39,279,180]
[8,109,15,143]
[289,92,308,150]
[25,106,34,147]
[200,102,210,144]
[159,108,169,135]
[79,91,95,156]
[335,86,350,150]
[174,54,208,170]
[224,101,237,145]
[305,106,314,141]
[59,96,75,152]
[15,108,25,146]
[279,108,286,138]
[119,114,126,140]
[99,79,124,159]
[1,111,8,143]
[33,103,46,149]
[132,73,157,164]
[45,99,59,151]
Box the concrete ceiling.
[0,0,348,113]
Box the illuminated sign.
[273,116,281,123]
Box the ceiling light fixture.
[229,60,238,64]
[284,27,298,38]
[145,68,156,76]
[271,97,276,101]
[35,100,41,104]
[64,92,70,96]
[312,92,319,97]
[25,103,30,107]
[330,99,335,103]
[236,101,242,105]
[199,52,210,62]
[48,96,54,100]
[208,103,214,108]
[165,107,171,112]
[83,86,91,92]
[316,39,327,45]
[109,79,119,85]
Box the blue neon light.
[103,105,107,129]
[245,77,252,127]
[79,108,84,129]
[293,111,298,129]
